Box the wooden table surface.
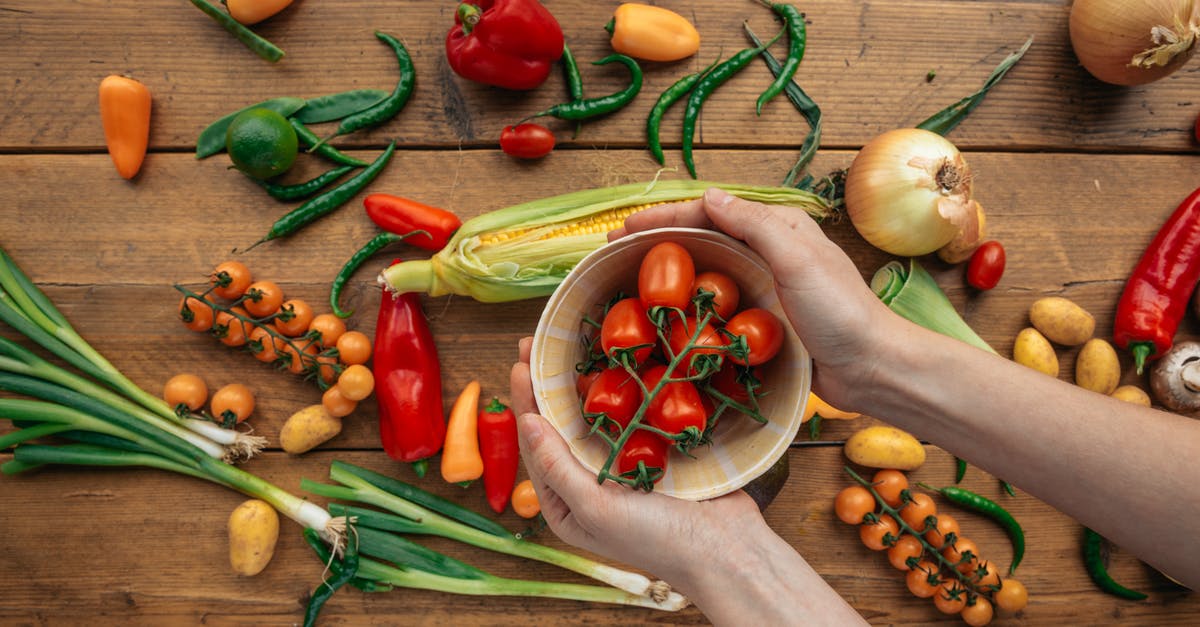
[2,1,1198,625]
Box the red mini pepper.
[1114,186,1200,374]
[478,397,519,513]
[445,0,564,91]
[363,193,463,251]
[373,260,446,477]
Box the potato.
[1029,296,1095,346]
[843,425,926,471]
[279,404,343,454]
[1111,384,1152,406]
[228,499,279,576]
[1075,338,1120,394]
[1013,327,1059,377]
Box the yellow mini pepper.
[442,381,484,484]
[800,392,861,423]
[606,3,700,62]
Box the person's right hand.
[609,187,902,411]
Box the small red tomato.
[724,308,784,366]
[600,298,657,365]
[641,365,707,436]
[614,428,670,481]
[500,123,555,159]
[665,313,727,376]
[690,271,740,320]
[583,367,643,431]
[639,242,696,310]
[966,240,1006,291]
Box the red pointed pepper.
[445,0,565,91]
[478,397,519,513]
[373,261,446,476]
[363,193,462,251]
[1114,186,1200,374]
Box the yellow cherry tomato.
[308,313,347,347]
[210,261,252,300]
[336,331,372,366]
[512,479,541,518]
[336,364,375,401]
[322,386,358,418]
[274,299,315,337]
[211,383,255,425]
[163,374,208,412]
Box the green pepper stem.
[1131,342,1153,375]
[457,4,482,33]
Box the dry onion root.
[845,128,981,257]
[1069,0,1200,86]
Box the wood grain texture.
[1,1,1198,152]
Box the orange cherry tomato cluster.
[575,241,785,490]
[175,262,375,408]
[834,469,1029,626]
[163,374,256,427]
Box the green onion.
[871,259,996,354]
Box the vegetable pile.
[572,241,783,490]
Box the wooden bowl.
[529,227,811,500]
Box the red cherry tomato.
[724,308,785,366]
[690,271,740,320]
[638,242,695,310]
[708,362,758,404]
[500,123,555,159]
[666,313,727,376]
[966,240,1006,291]
[614,428,670,481]
[600,298,657,365]
[583,367,643,432]
[641,365,707,436]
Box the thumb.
[516,412,596,507]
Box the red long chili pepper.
[363,193,463,251]
[1114,186,1200,374]
[373,260,446,477]
[477,397,519,513]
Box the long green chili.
[187,0,284,62]
[754,1,807,115]
[256,165,357,202]
[330,231,426,318]
[293,89,391,125]
[646,57,720,166]
[745,24,820,187]
[303,527,361,627]
[561,44,585,137]
[195,97,306,159]
[527,54,642,122]
[927,484,1025,573]
[290,119,370,167]
[1083,528,1149,600]
[325,32,416,139]
[251,142,395,248]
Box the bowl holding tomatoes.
[530,227,811,501]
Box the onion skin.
[845,128,974,257]
[937,201,987,264]
[1069,0,1199,86]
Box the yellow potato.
[279,404,343,454]
[228,499,279,576]
[1111,385,1152,406]
[1029,296,1095,346]
[1075,338,1120,395]
[1013,327,1059,377]
[843,425,926,471]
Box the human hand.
[508,336,767,589]
[609,187,900,411]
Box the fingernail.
[518,413,545,446]
[705,187,733,207]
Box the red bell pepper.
[1114,186,1200,374]
[363,193,462,251]
[477,397,519,513]
[445,0,564,91]
[373,260,446,477]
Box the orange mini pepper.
[606,3,700,62]
[441,380,484,484]
[227,0,294,26]
[801,391,861,423]
[98,75,151,180]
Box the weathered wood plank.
[2,1,1197,153]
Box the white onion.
[1069,0,1199,86]
[844,128,976,257]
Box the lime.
[225,108,298,180]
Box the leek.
[871,259,996,354]
[380,179,831,302]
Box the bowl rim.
[529,226,811,500]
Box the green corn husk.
[379,180,831,303]
[871,259,996,354]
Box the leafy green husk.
[871,259,995,354]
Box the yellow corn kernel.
[477,202,666,246]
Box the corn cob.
[379,179,830,303]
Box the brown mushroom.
[1149,341,1200,411]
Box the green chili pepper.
[293,89,391,125]
[1083,528,1149,600]
[807,414,822,440]
[561,44,585,138]
[187,0,284,63]
[745,24,819,187]
[930,484,1025,574]
[327,32,416,139]
[290,119,369,167]
[645,57,720,166]
[255,165,356,202]
[195,97,306,159]
[251,143,395,248]
[955,457,968,483]
[330,231,426,318]
[302,528,362,627]
[755,2,806,115]
[528,54,642,122]
[1002,480,1016,497]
